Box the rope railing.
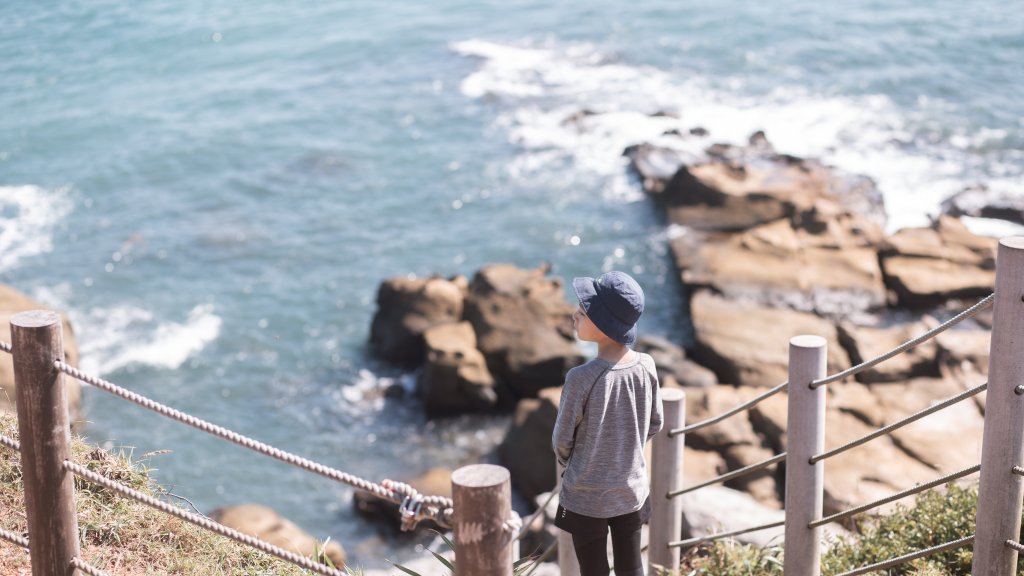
[1013,466,1024,477]
[666,519,785,550]
[64,460,347,576]
[836,534,975,576]
[810,382,988,464]
[0,433,20,453]
[669,381,788,437]
[667,452,786,499]
[1006,540,1024,553]
[809,464,981,529]
[810,293,994,390]
[0,340,10,354]
[71,556,112,576]
[0,527,29,550]
[54,360,453,529]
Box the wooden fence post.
[973,237,1024,576]
[649,388,685,574]
[452,464,513,576]
[11,310,81,576]
[783,335,826,576]
[555,462,582,576]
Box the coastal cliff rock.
[498,387,561,500]
[0,284,82,425]
[369,276,466,368]
[836,319,940,383]
[941,184,1024,226]
[672,219,887,317]
[464,264,583,400]
[417,322,497,415]
[211,504,346,568]
[689,290,849,388]
[635,335,717,388]
[879,216,997,308]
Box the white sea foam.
[452,39,1021,233]
[0,185,72,272]
[74,304,221,375]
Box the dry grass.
[0,415,346,575]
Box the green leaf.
[430,550,455,572]
[385,559,423,576]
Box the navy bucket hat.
[572,271,645,346]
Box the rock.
[623,143,702,194]
[417,322,497,415]
[660,154,886,233]
[369,276,466,368]
[683,386,764,450]
[498,387,561,500]
[635,335,717,388]
[689,290,850,387]
[941,184,1024,226]
[672,220,887,317]
[880,216,997,308]
[0,284,81,425]
[682,446,728,486]
[690,127,709,137]
[352,468,453,532]
[464,264,583,400]
[211,504,346,568]
[836,320,940,383]
[934,329,990,408]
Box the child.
[552,271,664,576]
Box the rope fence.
[0,527,29,550]
[0,433,20,453]
[1006,540,1024,553]
[809,464,981,529]
[667,519,786,550]
[0,340,10,354]
[667,452,786,499]
[810,293,994,389]
[669,380,788,437]
[836,534,976,576]
[71,557,111,576]
[810,382,989,464]
[64,460,348,576]
[54,360,454,529]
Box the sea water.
[1,0,1021,567]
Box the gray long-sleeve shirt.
[552,352,663,518]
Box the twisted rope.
[668,452,786,499]
[0,340,10,354]
[55,360,454,527]
[0,527,29,550]
[1006,540,1024,553]
[811,382,988,464]
[669,381,789,437]
[0,433,20,453]
[667,519,785,549]
[809,464,981,529]
[836,534,975,576]
[1013,466,1024,477]
[811,294,994,390]
[64,460,347,576]
[72,556,111,576]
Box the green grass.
[674,483,1024,576]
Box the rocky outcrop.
[673,220,887,317]
[498,387,561,500]
[836,319,940,383]
[417,322,497,415]
[879,216,997,308]
[369,276,466,367]
[0,284,81,425]
[634,335,717,388]
[941,184,1024,226]
[689,290,850,388]
[464,264,583,400]
[211,504,346,568]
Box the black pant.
[559,499,649,576]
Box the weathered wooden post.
[556,462,582,576]
[452,464,513,576]
[783,335,826,576]
[973,237,1024,576]
[649,388,685,574]
[11,310,81,576]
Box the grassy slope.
[0,415,331,575]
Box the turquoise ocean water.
[2,0,1021,567]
